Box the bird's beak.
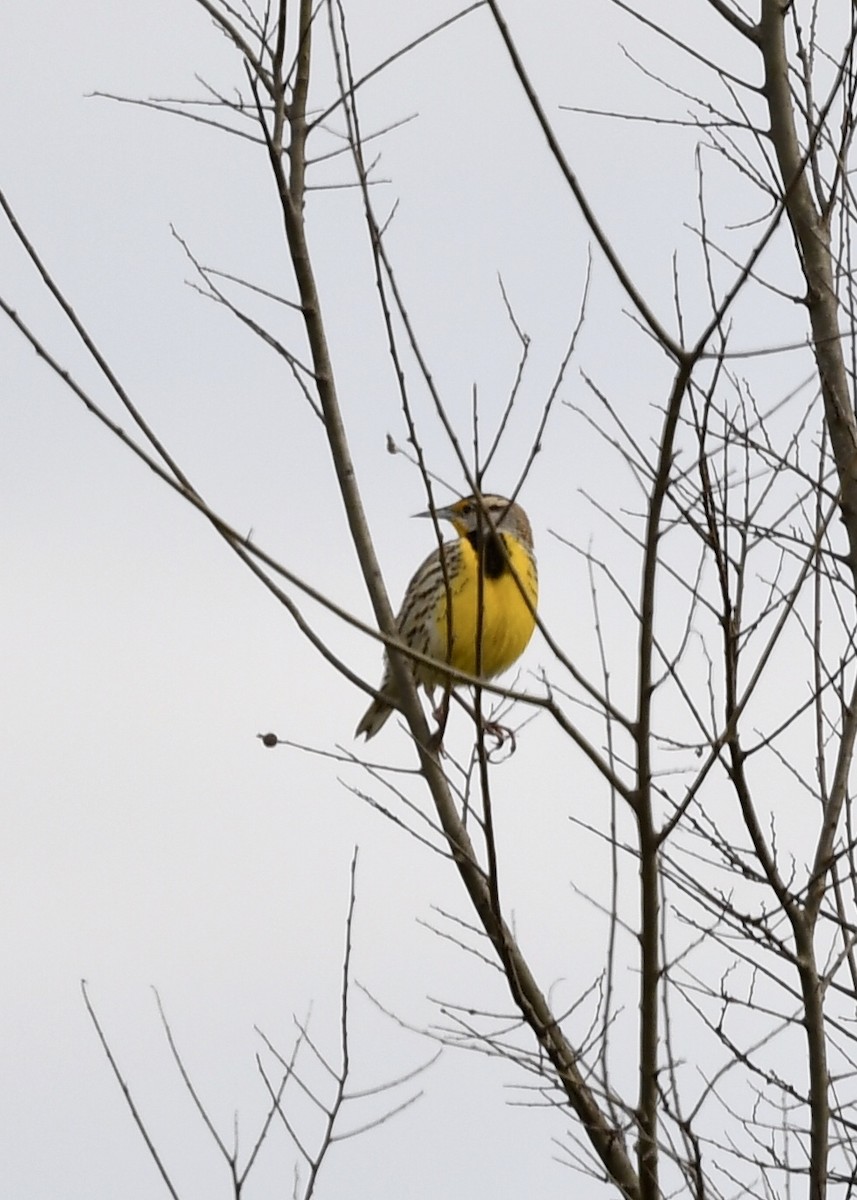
[413,504,454,522]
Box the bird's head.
[416,494,533,549]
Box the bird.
[355,493,538,740]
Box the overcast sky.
[2,3,797,1198]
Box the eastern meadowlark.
[355,494,538,740]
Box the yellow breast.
[431,532,538,681]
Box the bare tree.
[6,2,857,1198]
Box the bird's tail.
[355,696,394,740]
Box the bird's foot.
[428,691,451,750]
[481,719,517,756]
